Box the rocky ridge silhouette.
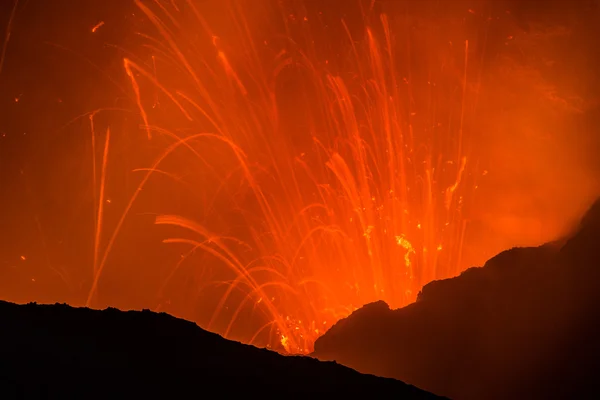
[312,198,600,399]
[0,300,443,399]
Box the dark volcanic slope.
[0,301,443,399]
[313,198,600,400]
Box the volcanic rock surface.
[312,198,600,399]
[0,301,443,399]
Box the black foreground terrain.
[0,300,443,399]
[313,198,600,400]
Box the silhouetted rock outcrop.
[0,301,443,399]
[313,198,600,399]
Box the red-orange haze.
[1,0,599,354]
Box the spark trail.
[88,0,482,353]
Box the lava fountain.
[85,0,489,353]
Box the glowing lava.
[87,0,484,353]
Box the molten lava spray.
[2,0,599,354]
[86,0,485,353]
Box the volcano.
[312,198,600,399]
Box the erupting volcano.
[1,0,599,357]
[97,0,481,353]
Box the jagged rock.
[0,301,443,399]
[313,198,600,400]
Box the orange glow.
[83,0,486,354]
[6,0,597,356]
